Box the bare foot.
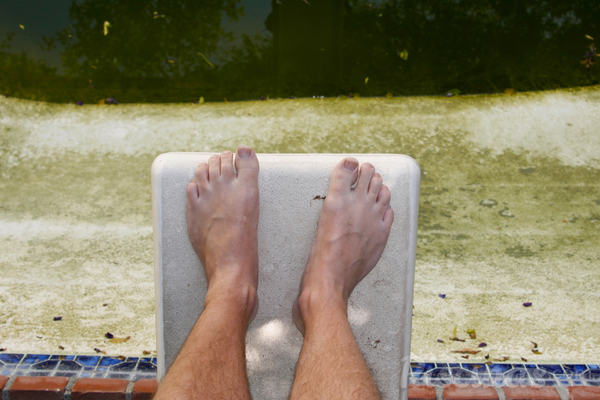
[292,158,394,334]
[186,145,260,323]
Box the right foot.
[292,158,394,335]
[186,145,260,323]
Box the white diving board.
[151,153,420,400]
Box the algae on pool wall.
[0,87,599,362]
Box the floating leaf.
[153,11,165,18]
[53,316,63,321]
[586,35,594,40]
[466,329,476,339]
[365,77,369,84]
[199,53,215,69]
[19,24,25,30]
[109,336,131,344]
[199,97,205,104]
[105,332,114,339]
[94,348,106,354]
[103,21,111,36]
[398,49,409,60]
[523,302,532,307]
[451,348,481,354]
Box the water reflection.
[0,0,598,103]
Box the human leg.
[154,146,260,400]
[290,158,394,400]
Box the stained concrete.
[0,87,599,365]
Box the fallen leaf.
[117,355,126,360]
[19,24,25,30]
[103,21,111,36]
[450,337,466,342]
[105,332,114,339]
[521,357,528,362]
[103,303,108,306]
[437,339,445,343]
[532,349,543,354]
[531,341,538,348]
[94,348,106,354]
[143,350,152,355]
[0,348,6,352]
[109,336,131,344]
[365,77,369,84]
[494,356,509,361]
[58,345,65,350]
[461,355,469,359]
[451,349,481,354]
[586,35,594,40]
[439,294,446,299]
[523,302,532,307]
[478,342,487,347]
[53,316,63,321]
[466,329,476,339]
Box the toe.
[186,181,199,202]
[234,145,259,180]
[220,151,234,179]
[383,206,394,226]
[377,185,391,206]
[195,162,209,186]
[329,157,359,194]
[208,154,221,179]
[355,163,375,194]
[368,172,383,199]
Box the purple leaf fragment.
[76,101,83,106]
[523,302,532,307]
[53,316,62,321]
[478,342,487,347]
[439,294,446,299]
[105,332,114,339]
[437,339,445,343]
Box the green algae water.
[1,0,599,103]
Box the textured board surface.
[152,153,420,400]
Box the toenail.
[343,158,359,171]
[222,150,232,155]
[238,146,252,159]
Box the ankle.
[297,284,347,331]
[205,280,258,323]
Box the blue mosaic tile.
[111,361,138,372]
[0,353,598,387]
[564,364,588,377]
[76,356,101,367]
[0,353,23,364]
[136,362,157,373]
[31,360,59,370]
[22,354,51,364]
[58,360,81,371]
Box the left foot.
[186,145,260,322]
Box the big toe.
[235,145,259,180]
[329,157,359,194]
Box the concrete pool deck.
[0,88,599,364]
